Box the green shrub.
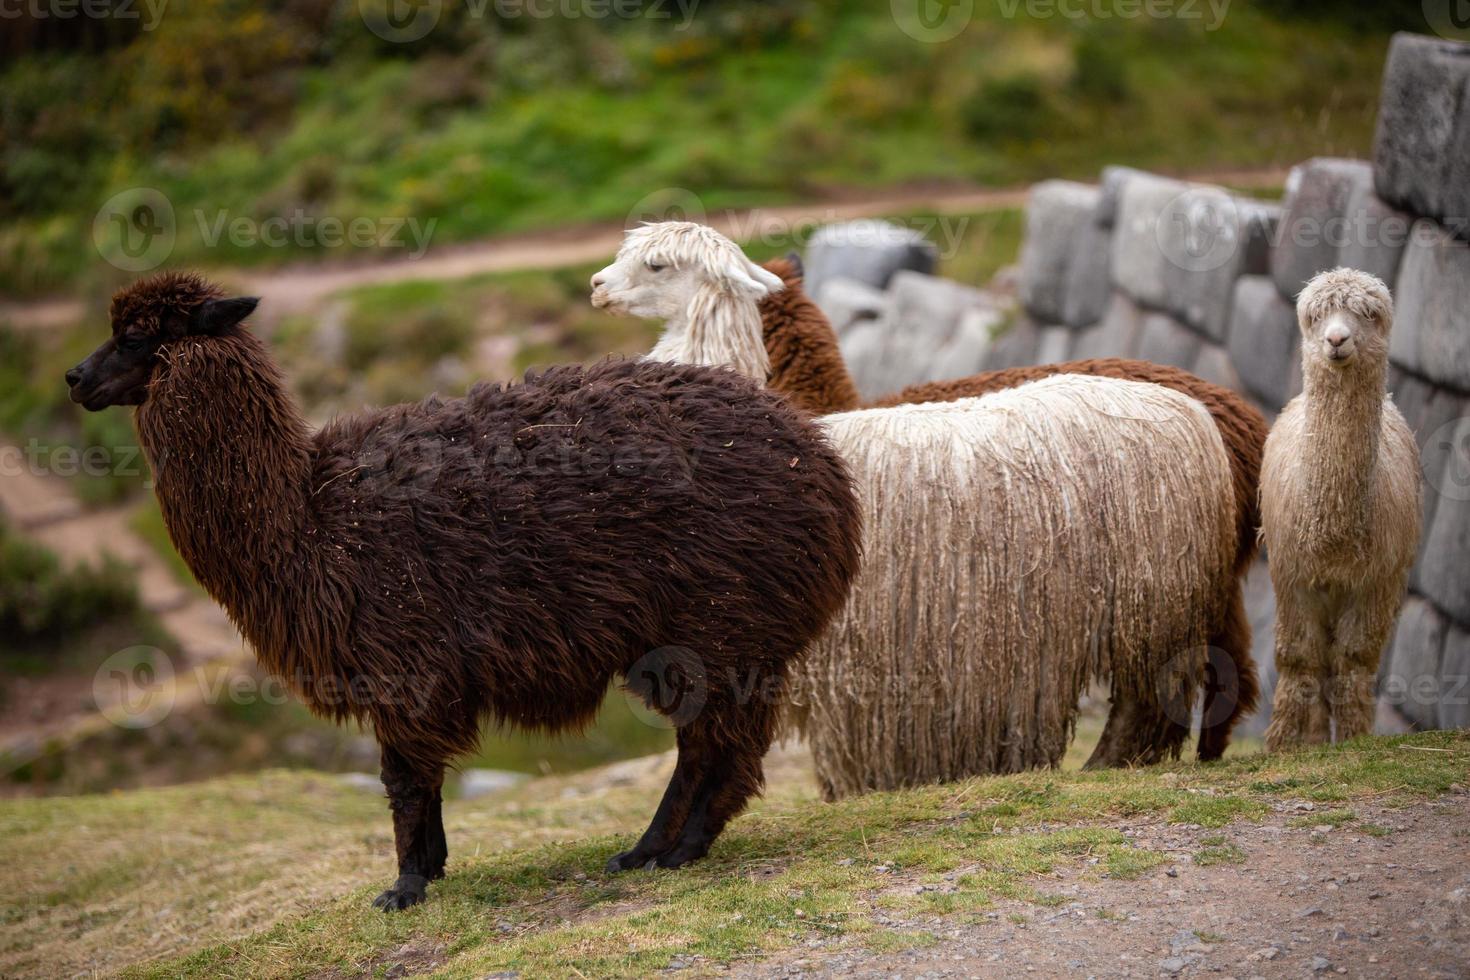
[0,521,138,643]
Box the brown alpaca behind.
[68,272,862,912]
[1261,268,1421,750]
[758,258,1266,757]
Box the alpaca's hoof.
[605,849,661,873]
[653,842,709,870]
[372,874,428,911]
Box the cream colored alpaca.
[1261,268,1422,751]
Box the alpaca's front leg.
[1264,597,1331,751]
[375,745,445,911]
[1329,588,1400,741]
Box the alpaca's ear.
[194,297,259,334]
[784,251,804,279]
[737,259,785,297]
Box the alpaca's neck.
[1298,348,1387,541]
[648,287,771,383]
[135,331,316,651]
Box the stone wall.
[805,32,1470,734]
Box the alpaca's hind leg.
[1329,592,1397,742]
[659,697,780,868]
[1198,586,1259,762]
[374,745,445,911]
[1264,598,1331,752]
[606,726,712,872]
[426,779,448,881]
[1086,653,1196,770]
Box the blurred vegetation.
[1,0,1420,296]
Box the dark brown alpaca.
[67,272,862,911]
[758,257,1263,762]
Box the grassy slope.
[3,1,1387,295]
[1,731,1463,978]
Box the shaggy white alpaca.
[1261,268,1422,751]
[591,222,781,381]
[592,221,1243,792]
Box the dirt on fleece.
[736,790,1470,979]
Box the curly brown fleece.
[758,259,1265,758]
[71,272,863,911]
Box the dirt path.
[0,168,1289,330]
[738,791,1470,980]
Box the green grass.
[1,730,1463,978]
[0,1,1410,296]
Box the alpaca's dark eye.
[646,262,666,273]
[118,334,146,352]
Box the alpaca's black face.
[65,295,258,412]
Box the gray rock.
[1136,311,1201,371]
[1062,215,1113,328]
[1418,441,1470,623]
[932,306,1001,381]
[1386,374,1467,587]
[1192,343,1241,392]
[837,316,895,402]
[1238,198,1283,277]
[1271,158,1374,300]
[1337,181,1414,288]
[1372,33,1470,231]
[1390,220,1470,392]
[460,768,528,800]
[1096,165,1152,229]
[1072,292,1144,360]
[1111,172,1190,309]
[1241,558,1278,736]
[1035,325,1073,365]
[338,772,385,794]
[1227,275,1301,409]
[1159,185,1260,341]
[1382,596,1448,729]
[814,276,890,338]
[888,269,995,341]
[982,312,1041,371]
[1018,180,1100,324]
[804,220,938,297]
[1440,621,1470,729]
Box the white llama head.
[590,221,783,382]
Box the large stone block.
[1018,180,1100,324]
[1136,311,1201,372]
[1237,198,1282,278]
[1270,158,1374,300]
[1390,221,1470,392]
[1418,474,1470,625]
[1159,187,1267,342]
[1387,373,1468,587]
[1096,165,1151,229]
[1239,558,1278,736]
[982,312,1041,371]
[838,317,895,402]
[1035,325,1073,365]
[1440,621,1470,729]
[930,307,1000,381]
[1226,275,1300,410]
[1382,596,1448,729]
[1111,172,1190,309]
[814,277,889,339]
[1072,292,1144,361]
[804,220,938,297]
[1372,32,1470,232]
[1337,180,1414,288]
[1061,217,1112,328]
[1191,343,1241,392]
